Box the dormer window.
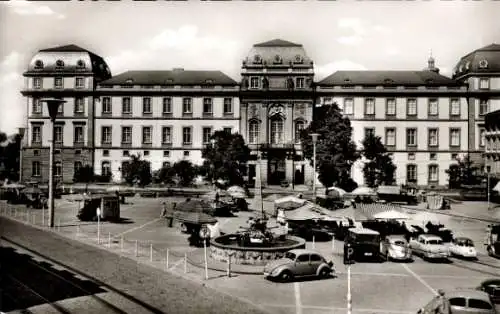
[76,60,85,68]
[273,55,282,64]
[56,60,65,68]
[425,79,434,84]
[465,61,471,70]
[34,60,44,69]
[253,55,262,64]
[344,78,351,83]
[164,79,174,85]
[459,64,463,72]
[384,78,394,84]
[479,59,489,69]
[125,79,133,84]
[294,55,303,64]
[205,79,214,84]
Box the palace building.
[20,40,500,188]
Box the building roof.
[100,70,238,86]
[318,70,458,86]
[254,39,302,47]
[39,44,92,53]
[484,109,500,129]
[453,43,500,79]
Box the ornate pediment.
[268,105,286,119]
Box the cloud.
[315,60,367,80]
[0,52,25,135]
[337,18,366,35]
[105,25,243,77]
[373,25,392,34]
[386,47,400,56]
[2,0,61,17]
[337,35,363,46]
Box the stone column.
[240,103,247,143]
[285,103,294,144]
[260,102,268,145]
[286,159,294,183]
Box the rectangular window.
[182,98,192,114]
[33,78,42,89]
[142,97,152,114]
[223,127,232,134]
[183,127,192,145]
[385,128,396,146]
[479,78,490,90]
[74,97,84,113]
[75,77,84,89]
[54,161,62,176]
[249,121,260,144]
[428,165,439,182]
[122,97,131,114]
[450,99,460,116]
[57,102,64,114]
[250,77,259,89]
[102,97,112,114]
[407,98,417,116]
[162,97,172,114]
[32,125,41,143]
[223,98,233,114]
[203,127,212,144]
[142,126,152,144]
[101,162,111,177]
[162,127,172,144]
[54,77,63,89]
[101,126,112,144]
[407,165,417,183]
[163,151,170,158]
[296,77,305,89]
[386,98,396,116]
[184,151,190,157]
[428,99,438,116]
[479,99,489,115]
[364,98,375,116]
[479,128,486,147]
[295,121,305,143]
[32,161,41,177]
[406,128,417,146]
[203,98,213,115]
[162,161,171,168]
[54,125,63,143]
[450,128,461,147]
[74,126,84,143]
[344,98,354,115]
[430,153,437,161]
[121,126,132,144]
[32,98,42,114]
[408,153,415,161]
[428,128,438,147]
[364,128,375,139]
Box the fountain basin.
[210,234,306,265]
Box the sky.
[0,0,499,135]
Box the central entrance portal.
[267,149,288,185]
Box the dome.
[243,39,313,67]
[25,44,112,81]
[452,43,500,79]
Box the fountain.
[210,215,306,266]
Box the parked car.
[380,235,412,262]
[344,227,381,262]
[409,234,449,261]
[377,185,418,205]
[477,279,500,304]
[449,237,478,259]
[417,289,497,314]
[263,249,334,282]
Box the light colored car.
[449,237,478,259]
[263,249,334,282]
[417,289,497,314]
[380,235,412,261]
[409,234,449,260]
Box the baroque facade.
[20,40,500,187]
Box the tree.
[201,130,250,186]
[446,154,481,188]
[154,163,176,185]
[121,154,152,187]
[361,133,397,187]
[73,165,94,183]
[173,160,197,186]
[0,132,21,182]
[300,103,359,190]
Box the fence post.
[227,255,231,278]
[135,240,138,257]
[166,249,169,270]
[184,252,187,274]
[150,243,153,262]
[108,232,111,248]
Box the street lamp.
[18,127,25,183]
[210,138,216,188]
[42,98,66,228]
[310,133,320,204]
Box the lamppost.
[487,157,491,210]
[210,138,216,189]
[18,127,25,183]
[310,133,320,204]
[42,98,66,228]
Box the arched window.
[295,120,305,143]
[56,60,65,68]
[34,60,44,69]
[406,164,417,184]
[249,120,260,144]
[77,60,86,68]
[101,161,111,176]
[270,117,284,144]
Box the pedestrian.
[166,202,176,227]
[434,289,451,314]
[160,202,167,218]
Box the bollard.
[150,243,153,262]
[135,240,138,257]
[331,234,335,252]
[108,232,111,248]
[184,252,187,274]
[15,208,18,218]
[166,249,169,270]
[76,225,80,237]
[120,236,124,252]
[227,255,231,278]
[312,235,316,249]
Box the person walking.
[434,289,451,314]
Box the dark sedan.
[478,279,500,304]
